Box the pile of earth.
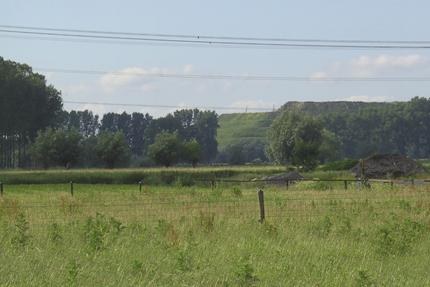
[351,154,425,179]
[260,171,304,182]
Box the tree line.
[266,97,430,170]
[2,56,430,170]
[0,57,218,169]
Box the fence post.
[344,180,348,190]
[286,180,289,190]
[70,181,74,197]
[257,189,265,223]
[0,182,3,197]
[139,180,143,193]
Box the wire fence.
[1,178,430,229]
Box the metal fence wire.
[1,178,430,227]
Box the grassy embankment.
[217,112,277,150]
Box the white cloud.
[338,95,389,102]
[312,54,428,78]
[351,54,425,70]
[99,66,169,93]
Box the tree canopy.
[0,57,63,168]
[267,112,323,170]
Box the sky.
[2,0,430,117]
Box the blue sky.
[2,0,430,116]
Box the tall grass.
[1,183,430,285]
[0,166,286,184]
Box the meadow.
[1,177,430,286]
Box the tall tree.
[148,131,182,167]
[0,57,63,168]
[267,111,323,170]
[30,128,82,169]
[95,132,131,168]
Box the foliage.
[61,110,99,137]
[95,132,131,168]
[30,128,82,168]
[267,111,323,170]
[318,129,342,163]
[321,97,430,159]
[0,57,63,168]
[373,218,425,256]
[217,138,268,164]
[148,131,182,167]
[181,139,202,167]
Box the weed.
[48,223,63,243]
[83,213,125,251]
[177,248,193,272]
[261,222,278,236]
[199,211,215,232]
[131,260,144,275]
[66,260,80,286]
[156,220,180,246]
[234,255,258,286]
[0,198,20,218]
[374,218,425,256]
[59,196,81,215]
[335,215,352,235]
[398,200,412,212]
[11,212,30,247]
[309,216,332,238]
[231,187,242,197]
[354,270,376,287]
[176,175,195,187]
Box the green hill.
[217,101,393,151]
[217,112,277,150]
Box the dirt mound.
[261,171,304,182]
[351,154,424,179]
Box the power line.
[2,24,430,45]
[63,100,275,112]
[36,67,430,82]
[2,27,430,49]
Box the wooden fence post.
[139,180,143,193]
[70,181,74,197]
[0,182,3,197]
[344,180,348,190]
[258,189,265,223]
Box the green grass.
[217,112,277,149]
[1,182,430,285]
[0,166,286,185]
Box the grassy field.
[1,181,430,286]
[217,112,277,149]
